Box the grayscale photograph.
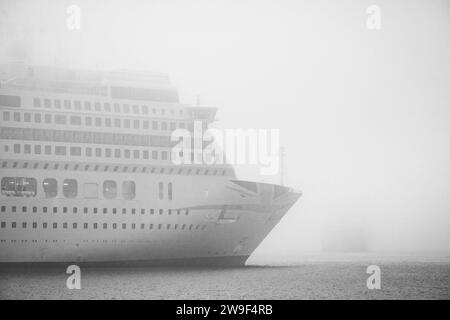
[0,0,449,304]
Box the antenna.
[280,145,285,186]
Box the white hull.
[0,166,300,264]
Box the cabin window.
[122,181,135,200]
[103,180,117,199]
[44,114,51,123]
[33,98,41,107]
[55,115,66,124]
[34,145,41,154]
[1,177,37,197]
[55,146,66,155]
[70,116,81,125]
[64,100,71,109]
[168,182,173,200]
[34,113,41,123]
[63,179,77,198]
[158,182,164,200]
[3,111,10,121]
[70,147,81,156]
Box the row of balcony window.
[32,97,184,117]
[1,177,174,200]
[2,110,191,131]
[5,143,171,161]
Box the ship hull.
[0,164,301,265]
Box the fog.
[1,0,449,256]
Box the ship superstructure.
[0,64,301,266]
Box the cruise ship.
[0,64,301,266]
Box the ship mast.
[280,145,285,186]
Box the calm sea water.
[1,253,449,299]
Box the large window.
[0,94,21,107]
[168,182,173,200]
[158,182,164,200]
[122,181,135,200]
[103,180,117,199]
[33,98,41,107]
[55,115,66,124]
[55,146,66,155]
[70,147,81,156]
[1,177,37,197]
[63,179,77,198]
[70,116,81,125]
[43,178,57,198]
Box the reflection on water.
[1,253,449,299]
